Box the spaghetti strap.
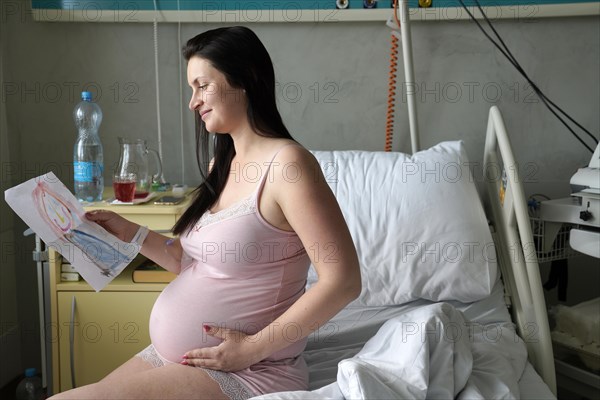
[256,142,300,200]
[269,142,299,164]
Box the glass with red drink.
[113,173,136,202]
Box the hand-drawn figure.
[32,180,130,277]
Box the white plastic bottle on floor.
[73,91,104,202]
[15,368,43,400]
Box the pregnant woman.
[50,26,361,400]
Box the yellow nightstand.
[48,190,192,393]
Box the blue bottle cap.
[81,91,92,101]
[25,368,37,377]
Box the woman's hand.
[85,210,139,243]
[181,325,265,372]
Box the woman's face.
[187,56,247,134]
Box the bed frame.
[483,106,556,394]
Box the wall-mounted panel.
[30,1,600,22]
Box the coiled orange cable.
[385,1,401,152]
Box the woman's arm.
[139,230,183,274]
[183,146,361,370]
[252,146,361,356]
[85,210,183,274]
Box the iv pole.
[399,0,420,154]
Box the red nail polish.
[182,355,188,359]
[180,360,188,365]
[203,325,210,332]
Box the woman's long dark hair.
[173,26,295,235]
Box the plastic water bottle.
[73,91,104,202]
[15,368,43,400]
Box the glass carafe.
[115,138,163,199]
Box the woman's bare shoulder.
[267,142,328,195]
[272,141,317,167]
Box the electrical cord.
[470,0,597,148]
[458,0,598,153]
[385,0,401,152]
[385,33,399,152]
[177,0,185,184]
[152,0,165,182]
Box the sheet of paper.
[4,172,141,291]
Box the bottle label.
[74,161,104,182]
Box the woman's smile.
[200,109,212,120]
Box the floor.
[0,376,20,400]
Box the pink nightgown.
[148,145,311,396]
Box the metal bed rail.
[483,105,557,395]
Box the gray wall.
[1,1,599,383]
[4,17,598,192]
[1,3,22,385]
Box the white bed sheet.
[252,280,555,399]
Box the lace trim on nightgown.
[135,344,254,400]
[204,369,254,400]
[193,195,256,231]
[136,343,170,368]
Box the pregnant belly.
[149,268,278,363]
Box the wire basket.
[530,217,581,263]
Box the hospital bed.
[252,106,557,399]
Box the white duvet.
[252,301,529,400]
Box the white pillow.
[309,141,498,306]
